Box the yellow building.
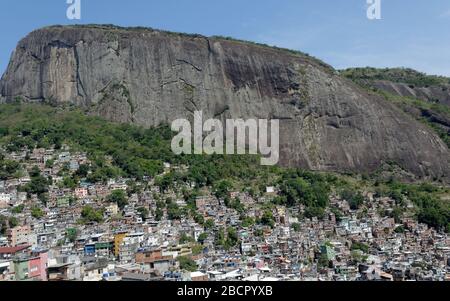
[113,231,128,257]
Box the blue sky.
[1,0,450,76]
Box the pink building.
[28,250,48,281]
[75,187,88,199]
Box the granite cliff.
[1,25,449,180]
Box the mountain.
[0,25,449,181]
[342,67,450,149]
[341,67,450,107]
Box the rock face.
[370,80,450,107]
[1,25,449,180]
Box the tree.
[388,207,404,223]
[178,256,198,272]
[179,233,195,244]
[230,198,245,213]
[215,228,225,247]
[292,223,301,232]
[351,242,369,253]
[394,226,405,234]
[11,204,25,214]
[241,216,255,228]
[304,207,325,220]
[29,165,41,178]
[204,219,215,230]
[38,193,48,206]
[45,159,54,169]
[351,250,368,264]
[254,229,264,237]
[318,253,331,269]
[31,207,44,219]
[167,201,182,220]
[107,190,128,209]
[213,180,232,200]
[155,208,164,221]
[197,233,208,244]
[225,227,239,249]
[62,176,77,189]
[192,244,203,256]
[341,190,365,210]
[76,164,90,177]
[0,215,7,235]
[155,172,176,192]
[137,207,149,220]
[0,159,21,180]
[81,206,104,223]
[260,210,275,228]
[8,216,18,228]
[418,207,447,230]
[24,174,50,195]
[193,213,204,225]
[126,180,142,196]
[66,228,78,243]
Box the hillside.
[0,103,449,232]
[341,67,450,107]
[0,25,449,181]
[341,67,450,149]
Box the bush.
[351,242,369,253]
[81,206,103,223]
[259,210,275,228]
[31,207,44,219]
[178,256,198,272]
[107,190,128,209]
[304,207,325,220]
[341,190,365,210]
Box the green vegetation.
[179,233,195,244]
[192,244,203,256]
[66,228,78,243]
[351,250,368,264]
[375,90,450,149]
[341,67,450,88]
[215,227,239,250]
[0,104,167,181]
[341,68,450,150]
[0,215,20,233]
[376,180,450,232]
[80,206,104,224]
[291,223,301,232]
[166,199,182,220]
[136,207,149,220]
[0,103,448,232]
[11,204,25,214]
[241,216,255,228]
[318,253,332,269]
[394,225,405,234]
[276,170,335,221]
[341,189,366,210]
[107,190,128,209]
[225,227,239,249]
[0,157,21,180]
[197,233,208,244]
[351,241,369,253]
[204,219,215,230]
[8,216,18,228]
[178,256,198,272]
[259,210,276,228]
[31,206,44,219]
[304,206,326,220]
[0,216,7,235]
